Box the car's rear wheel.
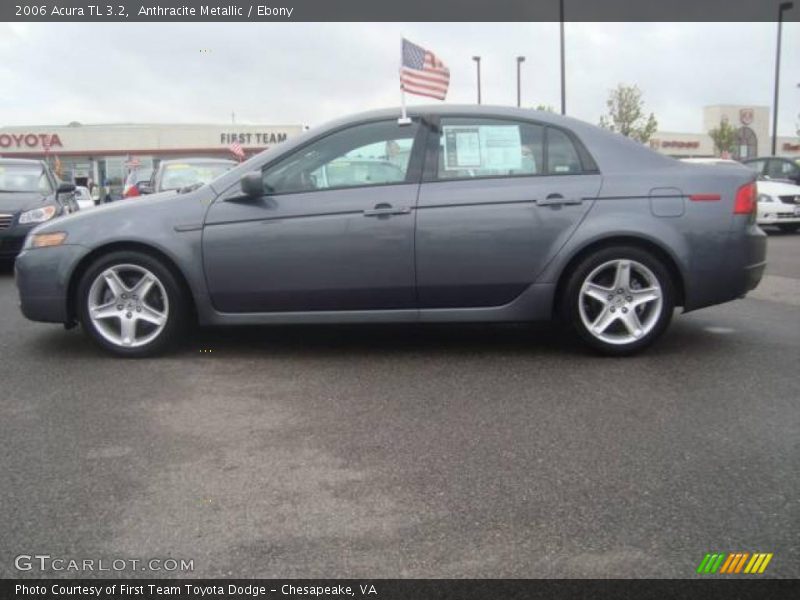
[77,251,187,357]
[562,246,675,355]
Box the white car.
[681,158,800,232]
[73,186,95,211]
[756,179,800,232]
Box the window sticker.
[443,127,481,169]
[442,125,522,171]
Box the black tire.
[561,246,676,356]
[76,250,188,357]
[778,224,799,233]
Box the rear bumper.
[684,222,767,311]
[15,244,87,323]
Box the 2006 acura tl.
[15,106,766,357]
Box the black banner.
[3,579,800,600]
[2,0,799,22]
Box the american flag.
[228,140,245,159]
[400,38,450,100]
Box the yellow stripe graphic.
[744,554,761,574]
[757,553,773,574]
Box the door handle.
[536,194,583,206]
[363,204,411,217]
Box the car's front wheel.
[77,251,187,357]
[562,246,675,355]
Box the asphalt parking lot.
[1,231,798,579]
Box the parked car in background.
[73,186,95,211]
[141,158,237,194]
[755,179,800,232]
[742,156,800,186]
[0,158,76,260]
[681,158,800,232]
[15,106,766,357]
[122,167,154,199]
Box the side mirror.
[57,182,76,194]
[240,171,264,197]
[137,182,153,194]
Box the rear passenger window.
[546,128,583,175]
[436,118,544,180]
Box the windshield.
[0,163,52,193]
[159,162,233,191]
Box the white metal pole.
[398,39,411,125]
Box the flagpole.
[398,39,411,125]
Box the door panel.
[415,174,601,308]
[203,185,418,312]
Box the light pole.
[516,56,526,107]
[559,0,566,115]
[772,2,793,155]
[472,56,482,104]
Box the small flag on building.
[228,141,245,160]
[400,38,450,101]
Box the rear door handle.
[536,194,583,206]
[363,203,411,217]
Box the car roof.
[0,158,46,166]
[159,157,237,165]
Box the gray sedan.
[14,106,766,357]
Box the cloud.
[0,22,797,135]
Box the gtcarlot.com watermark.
[14,554,194,573]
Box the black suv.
[0,158,77,260]
[742,156,800,186]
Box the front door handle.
[363,203,412,217]
[536,194,583,206]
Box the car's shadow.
[4,259,729,361]
[21,314,731,363]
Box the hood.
[0,191,52,214]
[34,187,190,233]
[757,179,800,197]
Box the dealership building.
[0,122,304,190]
[649,104,800,160]
[1,104,798,189]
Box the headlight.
[28,231,68,249]
[757,194,774,204]
[19,205,58,224]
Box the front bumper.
[0,224,36,259]
[15,244,88,323]
[757,213,800,225]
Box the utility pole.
[472,56,482,104]
[516,56,526,107]
[559,0,566,115]
[772,2,793,155]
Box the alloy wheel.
[577,258,663,346]
[87,264,169,348]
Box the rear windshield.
[159,162,233,191]
[0,163,52,193]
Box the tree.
[599,84,658,143]
[708,119,739,157]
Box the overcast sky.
[0,22,798,135]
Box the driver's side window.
[262,120,420,194]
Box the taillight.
[734,181,757,215]
[123,185,140,198]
